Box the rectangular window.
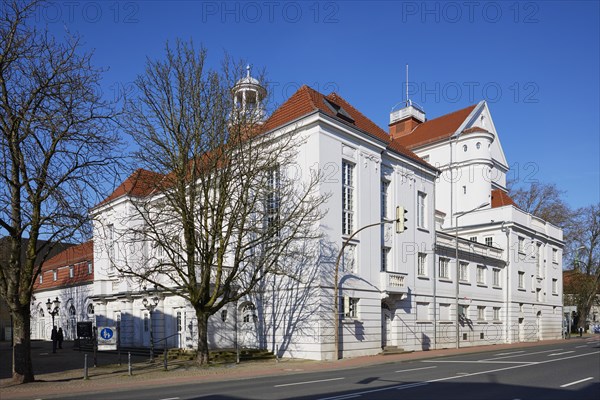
[485,236,493,247]
[417,192,427,228]
[518,237,525,253]
[439,257,449,279]
[381,247,390,272]
[343,243,357,273]
[477,265,486,284]
[381,180,389,219]
[459,304,469,319]
[417,253,427,276]
[536,288,542,302]
[53,270,58,281]
[552,248,558,263]
[470,236,478,243]
[265,166,281,234]
[536,244,542,276]
[344,297,359,319]
[477,306,486,321]
[69,265,74,278]
[417,302,430,321]
[518,271,525,289]
[493,268,501,287]
[342,161,354,235]
[87,261,93,275]
[493,307,500,321]
[552,278,558,294]
[107,223,115,261]
[459,262,469,282]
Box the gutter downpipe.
[433,173,438,350]
[501,221,511,343]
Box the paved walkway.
[1,337,594,400]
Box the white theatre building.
[88,72,563,360]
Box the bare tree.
[508,180,571,227]
[0,0,121,383]
[564,204,600,330]
[109,40,327,364]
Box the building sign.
[77,321,93,338]
[97,326,117,351]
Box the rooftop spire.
[246,64,251,78]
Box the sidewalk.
[1,337,595,400]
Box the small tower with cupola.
[231,65,267,125]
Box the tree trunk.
[12,309,34,383]
[195,310,210,365]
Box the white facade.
[87,80,563,360]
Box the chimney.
[389,101,425,140]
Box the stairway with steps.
[381,345,412,355]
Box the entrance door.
[381,306,392,348]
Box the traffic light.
[396,206,408,233]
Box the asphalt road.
[38,337,600,400]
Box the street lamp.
[455,202,489,349]
[142,296,160,362]
[333,218,397,360]
[46,297,61,328]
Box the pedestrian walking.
[57,327,64,349]
[51,326,58,353]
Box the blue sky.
[35,0,599,209]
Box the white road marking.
[576,345,588,348]
[495,350,525,356]
[397,382,428,390]
[560,377,594,388]
[422,360,535,364]
[548,351,574,356]
[318,350,600,400]
[275,377,345,387]
[159,398,180,400]
[482,348,560,361]
[395,366,437,373]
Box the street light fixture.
[46,297,61,328]
[142,296,160,362]
[455,202,489,349]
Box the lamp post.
[142,296,159,362]
[455,202,489,349]
[46,297,61,328]
[333,218,397,360]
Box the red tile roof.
[491,189,517,208]
[100,87,437,207]
[462,126,491,135]
[34,241,94,290]
[262,85,433,169]
[397,104,477,149]
[97,169,164,207]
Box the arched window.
[221,309,228,322]
[242,303,256,323]
[39,308,45,317]
[87,303,95,316]
[69,305,76,317]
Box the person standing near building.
[57,327,64,349]
[51,326,58,353]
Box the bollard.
[163,347,168,371]
[84,354,89,380]
[128,352,132,376]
